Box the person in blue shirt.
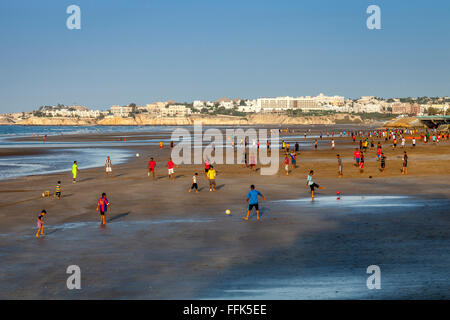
[96,192,111,225]
[243,185,266,221]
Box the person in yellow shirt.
[207,166,216,192]
[72,161,79,184]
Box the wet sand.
[0,126,449,299]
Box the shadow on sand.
[107,212,130,223]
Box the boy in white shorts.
[167,157,175,180]
[105,156,113,177]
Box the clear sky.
[0,0,449,112]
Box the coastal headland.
[0,113,366,126]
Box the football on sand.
[225,209,231,215]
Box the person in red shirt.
[148,157,156,179]
[359,152,365,175]
[354,148,361,167]
[204,158,210,178]
[167,157,175,180]
[284,154,289,176]
[96,193,111,226]
[377,147,382,161]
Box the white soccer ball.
[225,209,231,215]
[136,153,140,157]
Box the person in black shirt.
[402,151,408,175]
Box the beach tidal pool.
[0,148,132,180]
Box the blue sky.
[0,0,449,112]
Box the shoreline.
[0,125,449,181]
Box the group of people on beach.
[35,126,447,237]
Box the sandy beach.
[0,125,449,299]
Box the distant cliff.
[9,113,364,126]
[15,117,97,126]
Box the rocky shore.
[1,113,365,126]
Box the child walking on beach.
[167,157,175,180]
[188,173,199,193]
[204,158,210,177]
[337,154,343,178]
[148,157,156,179]
[284,154,289,176]
[402,151,408,175]
[207,165,216,191]
[243,185,266,221]
[96,193,110,225]
[359,152,365,175]
[290,151,297,169]
[36,210,46,238]
[105,156,113,177]
[55,181,61,199]
[354,148,361,167]
[380,153,386,172]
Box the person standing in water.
[36,210,47,238]
[243,185,266,221]
[96,193,110,225]
[72,161,79,183]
